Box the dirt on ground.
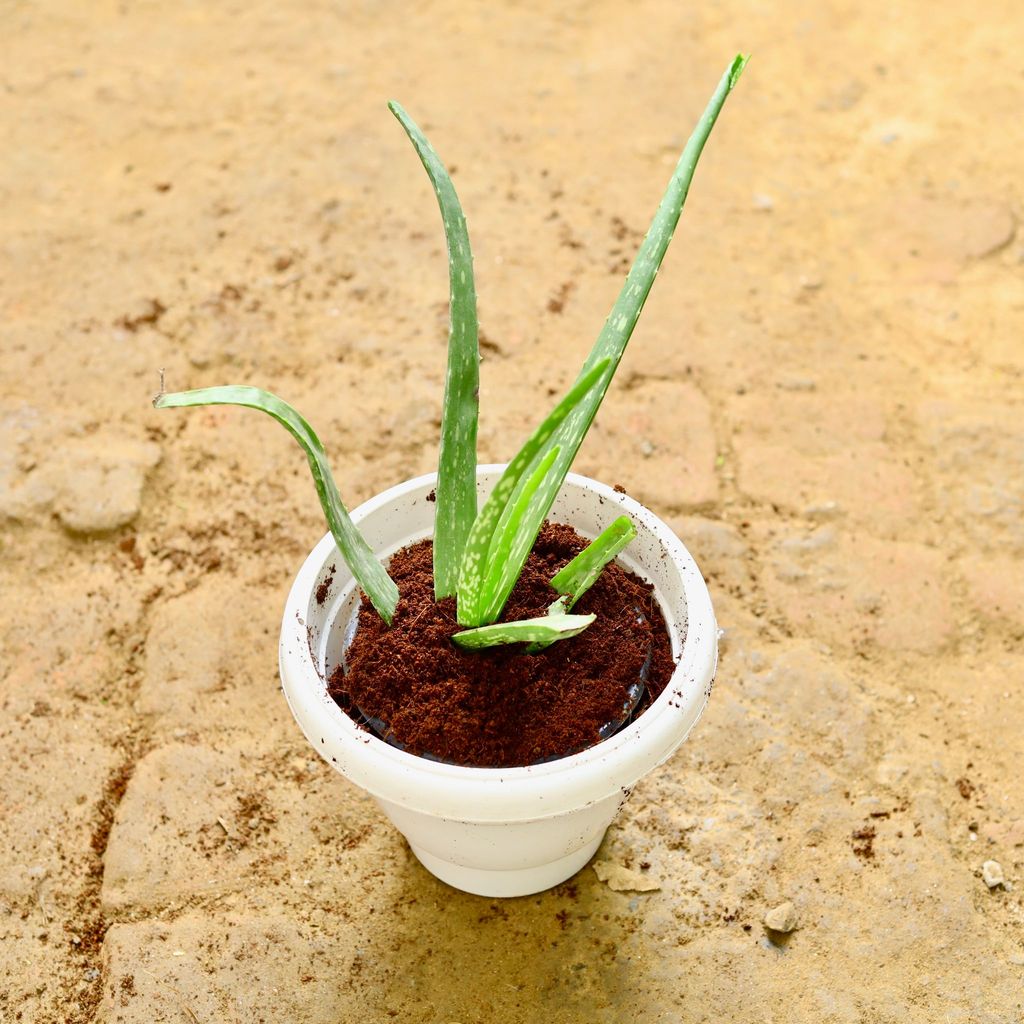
[1,2,1022,1022]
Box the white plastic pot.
[279,466,717,897]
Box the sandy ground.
[2,1,1023,1021]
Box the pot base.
[408,833,605,898]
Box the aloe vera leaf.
[153,385,399,624]
[550,515,637,609]
[455,358,610,626]
[501,55,749,576]
[389,102,480,600]
[451,612,595,651]
[475,444,564,625]
[525,516,636,653]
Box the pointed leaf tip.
[728,54,749,89]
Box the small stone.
[982,860,1005,889]
[592,861,661,893]
[763,901,799,933]
[752,193,774,212]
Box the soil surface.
[1,2,1022,1022]
[331,523,674,767]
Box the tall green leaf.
[455,358,610,626]
[497,54,748,600]
[153,385,399,624]
[389,102,480,600]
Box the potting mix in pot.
[331,523,676,767]
[155,55,747,769]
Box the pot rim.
[279,465,717,822]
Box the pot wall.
[279,466,717,896]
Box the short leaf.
[452,613,596,651]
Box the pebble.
[982,860,1005,889]
[592,861,661,893]
[763,900,799,933]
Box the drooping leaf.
[389,102,480,600]
[494,55,749,602]
[451,612,595,650]
[153,384,399,624]
[455,358,610,626]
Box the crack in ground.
[61,732,148,1024]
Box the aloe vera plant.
[155,55,747,651]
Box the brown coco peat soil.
[329,523,676,767]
